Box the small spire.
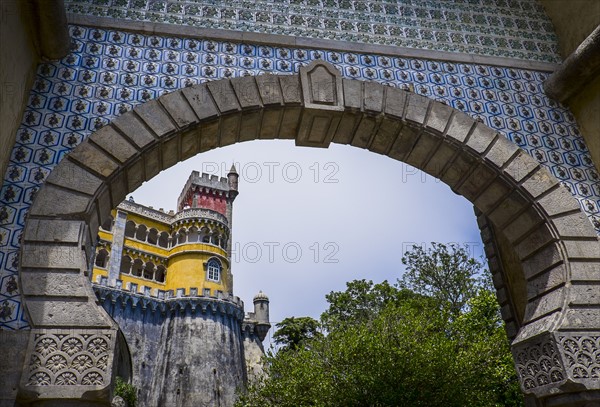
[228,163,238,175]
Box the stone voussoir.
[256,74,284,106]
[20,242,87,270]
[520,165,559,199]
[29,184,94,219]
[159,89,200,129]
[23,218,86,244]
[537,185,585,217]
[45,158,103,196]
[68,141,121,179]
[466,122,497,154]
[231,76,263,110]
[404,91,430,125]
[135,99,178,137]
[181,83,220,120]
[90,124,140,164]
[342,78,362,111]
[484,134,520,169]
[112,112,157,149]
[383,85,408,119]
[503,150,540,184]
[445,110,476,144]
[20,271,91,298]
[207,79,241,113]
[551,211,599,239]
[424,101,453,135]
[363,81,385,114]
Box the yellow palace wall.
[91,209,230,296]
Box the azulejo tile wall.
[64,0,561,63]
[0,25,598,330]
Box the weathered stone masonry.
[14,61,600,406]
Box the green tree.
[321,279,420,329]
[401,242,488,315]
[273,316,322,351]
[237,244,523,407]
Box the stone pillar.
[106,211,127,287]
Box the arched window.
[207,258,221,282]
[200,226,210,243]
[188,226,199,242]
[131,259,143,277]
[170,231,178,247]
[143,262,155,280]
[101,216,113,231]
[155,265,166,283]
[120,256,132,274]
[124,221,136,238]
[95,249,108,268]
[147,228,158,245]
[177,229,187,245]
[136,224,147,241]
[158,232,169,248]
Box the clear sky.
[132,140,485,346]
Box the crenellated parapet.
[177,171,236,211]
[93,284,245,320]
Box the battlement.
[94,275,242,306]
[177,170,233,211]
[94,285,246,323]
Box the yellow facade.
[92,206,231,296]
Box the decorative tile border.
[64,0,561,63]
[0,25,597,330]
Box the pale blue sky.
[133,140,484,345]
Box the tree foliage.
[321,279,420,329]
[273,316,322,351]
[114,376,137,407]
[401,242,489,315]
[236,243,523,407]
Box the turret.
[227,164,239,198]
[252,291,271,341]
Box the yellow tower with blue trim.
[90,167,270,406]
[92,166,240,299]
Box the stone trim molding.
[118,199,230,229]
[544,25,600,102]
[19,61,600,405]
[67,13,560,73]
[18,329,117,403]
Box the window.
[124,221,136,238]
[158,232,169,248]
[155,266,166,283]
[120,256,132,274]
[147,228,158,245]
[207,258,221,282]
[143,262,155,280]
[188,226,199,242]
[95,249,108,268]
[132,259,143,277]
[136,224,147,241]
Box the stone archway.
[18,61,600,406]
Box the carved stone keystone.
[297,61,344,148]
